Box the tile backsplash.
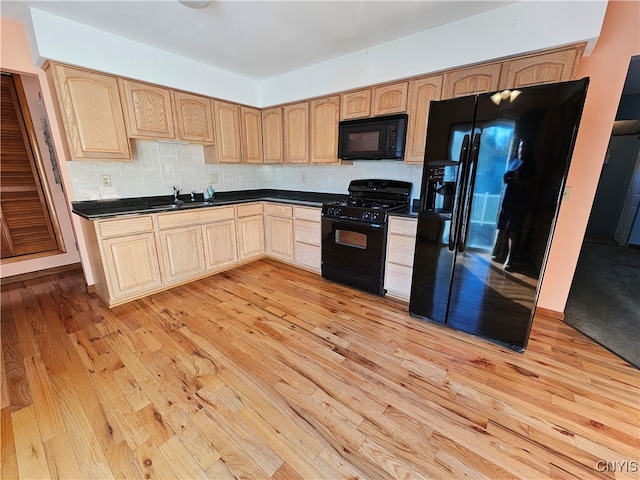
[67,140,424,202]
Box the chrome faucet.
[173,186,184,205]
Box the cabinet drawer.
[385,262,413,299]
[388,217,417,236]
[294,242,321,271]
[236,203,263,217]
[295,219,321,246]
[265,203,293,217]
[294,206,321,222]
[387,234,416,267]
[157,206,235,230]
[98,216,154,238]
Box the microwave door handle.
[458,133,481,252]
[448,134,471,251]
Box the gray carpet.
[564,241,640,368]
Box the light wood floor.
[2,259,638,479]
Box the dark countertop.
[391,209,419,219]
[72,189,346,220]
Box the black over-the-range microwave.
[337,113,408,160]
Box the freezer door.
[445,79,589,351]
[409,95,477,323]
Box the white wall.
[22,1,607,108]
[27,8,260,106]
[260,1,607,106]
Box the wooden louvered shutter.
[1,74,61,259]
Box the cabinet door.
[173,91,214,143]
[262,107,283,164]
[158,225,206,283]
[283,102,309,164]
[237,214,265,261]
[499,46,583,89]
[341,89,371,120]
[443,63,502,98]
[310,96,340,164]
[213,100,242,163]
[372,82,408,115]
[203,220,238,271]
[48,64,131,160]
[240,106,264,164]
[405,75,443,164]
[266,215,294,261]
[102,232,161,299]
[119,79,176,139]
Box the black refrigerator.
[409,78,589,352]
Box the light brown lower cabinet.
[384,216,417,300]
[203,219,238,270]
[265,203,294,261]
[293,206,321,272]
[236,203,265,261]
[158,225,206,283]
[93,216,162,303]
[85,202,322,306]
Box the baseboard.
[1,263,82,286]
[535,306,564,321]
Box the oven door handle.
[323,217,385,229]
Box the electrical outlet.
[210,173,219,184]
[101,175,112,187]
[562,186,573,202]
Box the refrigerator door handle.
[458,132,481,252]
[448,134,471,251]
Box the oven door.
[321,217,387,295]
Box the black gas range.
[321,179,412,295]
[321,179,412,224]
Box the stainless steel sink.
[149,202,214,210]
[181,201,215,208]
[149,204,182,209]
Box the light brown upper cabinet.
[283,102,309,164]
[173,91,214,144]
[262,107,284,164]
[443,63,502,98]
[213,100,242,163]
[499,45,584,89]
[310,96,340,164]
[119,79,176,140]
[46,63,131,160]
[341,89,371,120]
[372,82,408,116]
[405,75,443,164]
[240,106,264,163]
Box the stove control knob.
[326,207,334,216]
[362,211,370,220]
[371,212,379,221]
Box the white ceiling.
[1,0,515,80]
